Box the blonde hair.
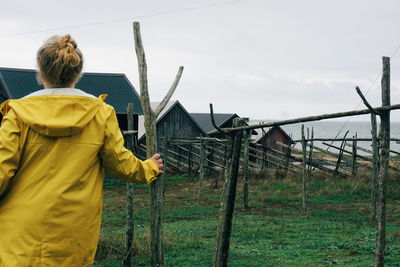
[37,34,83,87]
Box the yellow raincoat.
[0,93,159,266]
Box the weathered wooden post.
[352,134,358,176]
[307,127,314,175]
[213,118,244,267]
[123,103,135,267]
[375,56,390,267]
[133,21,184,267]
[161,123,168,200]
[198,138,205,203]
[243,130,250,210]
[301,125,307,212]
[284,144,291,176]
[177,146,181,172]
[371,113,379,220]
[188,145,192,176]
[334,131,349,175]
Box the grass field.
[94,172,400,266]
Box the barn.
[252,126,293,168]
[137,100,207,161]
[0,67,142,131]
[190,113,240,139]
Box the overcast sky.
[1,0,400,122]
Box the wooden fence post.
[213,118,244,267]
[198,139,205,203]
[301,125,307,212]
[177,146,181,171]
[371,113,379,220]
[243,130,250,210]
[352,134,358,176]
[307,127,314,175]
[375,56,390,267]
[123,103,135,267]
[334,131,349,175]
[133,21,184,267]
[188,145,192,176]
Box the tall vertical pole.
[301,125,307,212]
[243,130,250,210]
[188,145,192,176]
[213,118,244,267]
[352,134,358,176]
[375,56,390,267]
[371,114,379,220]
[308,127,314,175]
[198,138,205,203]
[124,103,135,267]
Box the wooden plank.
[213,104,400,134]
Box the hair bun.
[58,34,80,67]
[37,34,83,87]
[60,34,77,49]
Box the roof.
[138,100,207,139]
[190,113,238,133]
[0,67,143,114]
[252,125,293,144]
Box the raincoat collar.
[23,88,96,99]
[1,92,107,137]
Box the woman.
[0,34,163,266]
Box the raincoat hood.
[1,95,107,137]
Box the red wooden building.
[253,126,293,168]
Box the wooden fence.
[119,56,395,267]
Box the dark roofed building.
[137,101,207,163]
[191,113,257,139]
[138,101,207,143]
[0,67,142,130]
[190,113,239,138]
[252,126,293,168]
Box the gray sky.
[1,0,400,121]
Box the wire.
[330,41,400,140]
[0,0,241,38]
[309,41,400,164]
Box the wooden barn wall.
[157,105,204,140]
[257,127,291,168]
[263,128,289,153]
[137,105,205,166]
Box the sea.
[250,119,400,156]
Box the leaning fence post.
[375,56,390,267]
[123,103,135,267]
[213,118,244,267]
[334,131,349,176]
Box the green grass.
[94,172,400,266]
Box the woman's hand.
[150,153,164,174]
